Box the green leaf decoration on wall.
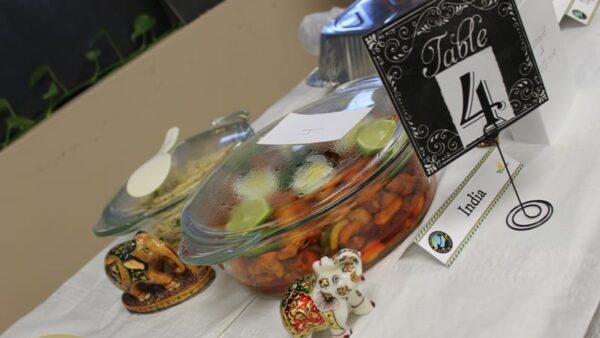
[131,14,156,42]
[42,82,60,100]
[6,116,35,132]
[85,50,102,61]
[2,11,170,151]
[29,64,50,87]
[0,97,14,116]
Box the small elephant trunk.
[162,245,186,274]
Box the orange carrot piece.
[375,198,403,226]
[276,240,302,260]
[380,191,398,209]
[339,222,361,246]
[386,173,416,195]
[361,241,386,264]
[409,195,425,216]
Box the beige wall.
[0,0,348,331]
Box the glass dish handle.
[211,111,250,128]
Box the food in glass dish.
[221,149,434,294]
[140,146,233,212]
[179,77,437,294]
[144,203,185,248]
[93,111,254,238]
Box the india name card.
[415,147,523,266]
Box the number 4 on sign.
[459,72,506,135]
[435,47,515,148]
[457,71,553,231]
[458,71,553,231]
[438,51,552,231]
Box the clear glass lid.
[93,112,254,237]
[180,77,410,264]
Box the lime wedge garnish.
[356,119,397,155]
[235,170,277,199]
[333,117,371,154]
[291,159,334,195]
[225,198,273,232]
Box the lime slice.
[225,198,273,232]
[292,159,334,195]
[235,170,277,199]
[333,117,371,154]
[356,119,397,155]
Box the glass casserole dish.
[179,77,437,294]
[93,111,254,247]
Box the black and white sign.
[363,0,548,176]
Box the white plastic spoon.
[126,127,180,198]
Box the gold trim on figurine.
[104,231,215,313]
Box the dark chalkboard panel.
[363,0,547,176]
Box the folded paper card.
[553,0,575,21]
[257,108,372,145]
[566,0,599,25]
[509,0,576,145]
[415,147,523,266]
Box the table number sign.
[363,0,548,177]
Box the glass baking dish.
[179,77,437,294]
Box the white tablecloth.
[4,17,600,338]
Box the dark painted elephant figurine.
[105,231,215,313]
[280,249,374,338]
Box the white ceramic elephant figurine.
[280,249,374,338]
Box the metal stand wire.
[483,132,553,230]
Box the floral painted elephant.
[105,231,214,313]
[280,249,374,338]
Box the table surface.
[4,16,600,338]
